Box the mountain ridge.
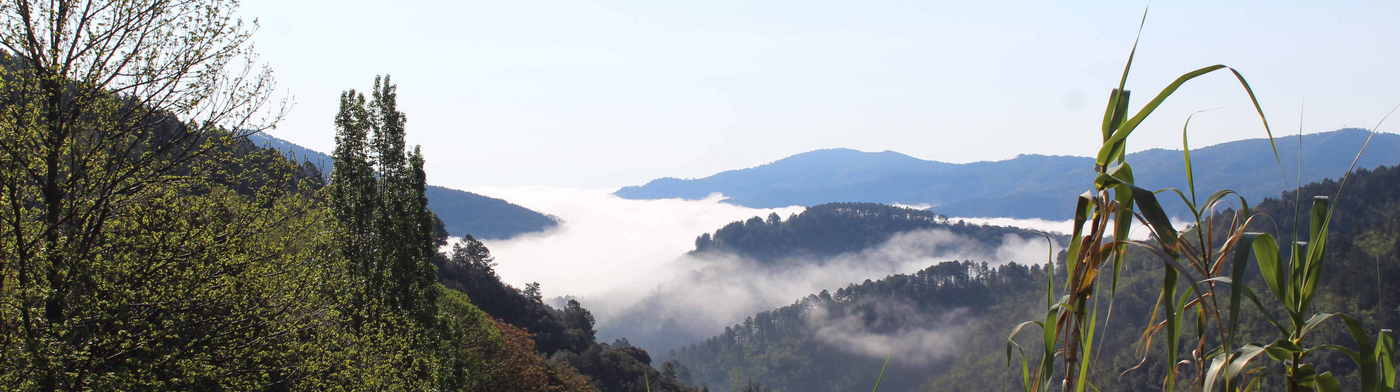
[616,128,1400,219]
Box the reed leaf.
[1096,65,1276,167]
[870,355,890,392]
[1250,233,1285,306]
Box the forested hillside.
[693,202,1063,263]
[672,164,1400,391]
[436,235,695,392]
[0,3,690,389]
[251,132,559,239]
[617,129,1400,219]
[672,261,1050,391]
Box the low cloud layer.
[806,302,971,366]
[598,228,1060,355]
[467,186,802,318]
[457,187,1068,355]
[954,216,1187,241]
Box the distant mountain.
[249,133,558,239]
[617,129,1400,219]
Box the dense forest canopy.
[693,202,1064,264]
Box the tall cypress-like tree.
[331,90,378,323]
[405,145,440,324]
[330,76,438,327]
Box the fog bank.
[598,228,1060,355]
[452,187,1091,354]
[467,186,802,318]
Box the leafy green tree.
[564,299,598,343]
[0,0,350,389]
[329,76,439,327]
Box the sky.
[239,1,1400,189]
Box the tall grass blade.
[1075,285,1102,392]
[1130,187,1178,252]
[871,355,891,392]
[1117,4,1149,91]
[1300,197,1331,313]
[1339,314,1388,391]
[1225,233,1257,388]
[1097,65,1275,166]
[1182,114,1198,206]
[1163,266,1179,390]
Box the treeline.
[693,202,1063,263]
[673,163,1400,391]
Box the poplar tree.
[330,76,438,327]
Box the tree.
[564,298,597,343]
[329,76,438,326]
[0,0,318,389]
[524,282,544,303]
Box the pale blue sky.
[241,1,1400,188]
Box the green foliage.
[1007,12,1396,392]
[0,0,326,387]
[330,76,440,327]
[0,2,703,390]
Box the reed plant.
[1006,12,1396,392]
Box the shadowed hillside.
[251,132,559,239]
